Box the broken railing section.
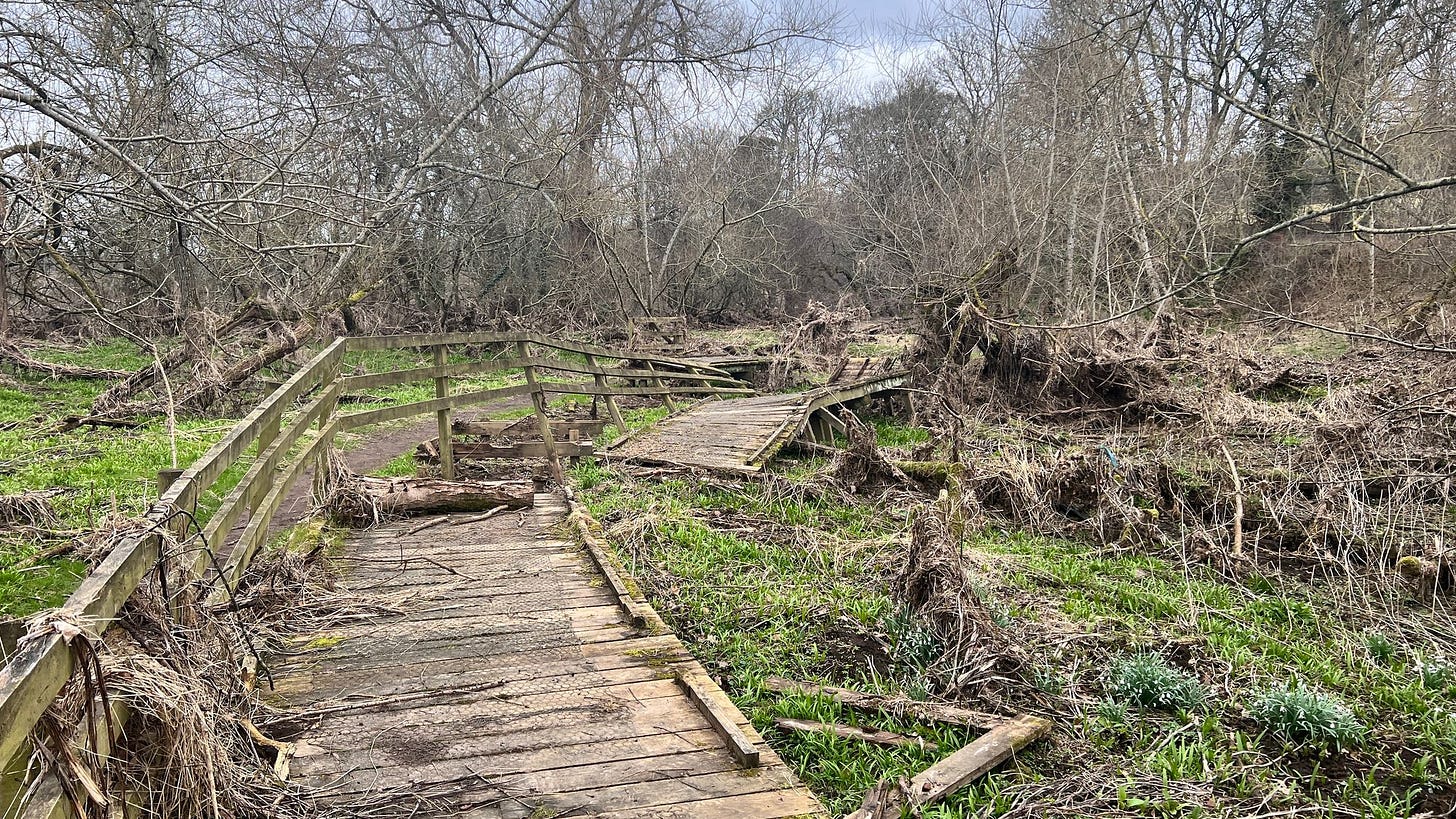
[416,418,606,470]
[763,678,1051,817]
[0,331,745,819]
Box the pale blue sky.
[836,0,929,40]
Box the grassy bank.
[571,422,1455,818]
[0,342,256,616]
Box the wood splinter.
[772,717,937,751]
[846,714,1052,819]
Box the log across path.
[608,371,909,472]
[271,492,826,818]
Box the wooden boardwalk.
[608,372,908,471]
[269,493,825,818]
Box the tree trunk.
[354,476,535,516]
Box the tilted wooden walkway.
[270,493,825,818]
[608,371,908,472]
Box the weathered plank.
[772,718,937,750]
[418,440,594,461]
[452,419,608,438]
[846,714,1051,819]
[763,677,1006,731]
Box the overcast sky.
[837,0,929,39]
[826,0,939,96]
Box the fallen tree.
[0,342,127,380]
[323,468,535,525]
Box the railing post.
[586,353,627,431]
[643,360,676,411]
[433,344,454,480]
[257,413,280,456]
[312,350,343,500]
[156,467,188,538]
[517,340,562,482]
[157,468,183,495]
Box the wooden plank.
[674,668,759,768]
[762,677,1006,731]
[296,723,725,781]
[592,789,825,819]
[340,356,522,391]
[337,383,536,430]
[423,440,594,461]
[845,714,1051,819]
[342,332,735,377]
[341,356,744,393]
[772,718,936,750]
[452,419,608,438]
[562,500,652,622]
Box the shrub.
[1105,653,1206,711]
[1416,655,1450,690]
[1365,633,1396,667]
[1251,683,1365,750]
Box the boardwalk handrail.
[0,332,746,816]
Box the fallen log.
[846,714,1051,818]
[763,677,1005,730]
[359,476,534,515]
[53,415,142,433]
[0,343,128,380]
[329,475,534,524]
[772,717,936,750]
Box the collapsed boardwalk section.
[270,494,825,818]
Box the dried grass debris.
[0,489,62,528]
[898,492,1020,696]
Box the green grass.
[571,414,1456,818]
[573,448,1006,814]
[0,342,251,616]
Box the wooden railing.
[0,333,745,818]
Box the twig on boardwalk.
[405,517,449,535]
[449,505,508,525]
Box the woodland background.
[2,0,1454,348]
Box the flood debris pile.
[22,526,398,818]
[908,298,1456,587]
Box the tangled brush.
[315,450,379,526]
[21,521,399,818]
[0,489,61,528]
[832,411,910,493]
[897,491,1023,697]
